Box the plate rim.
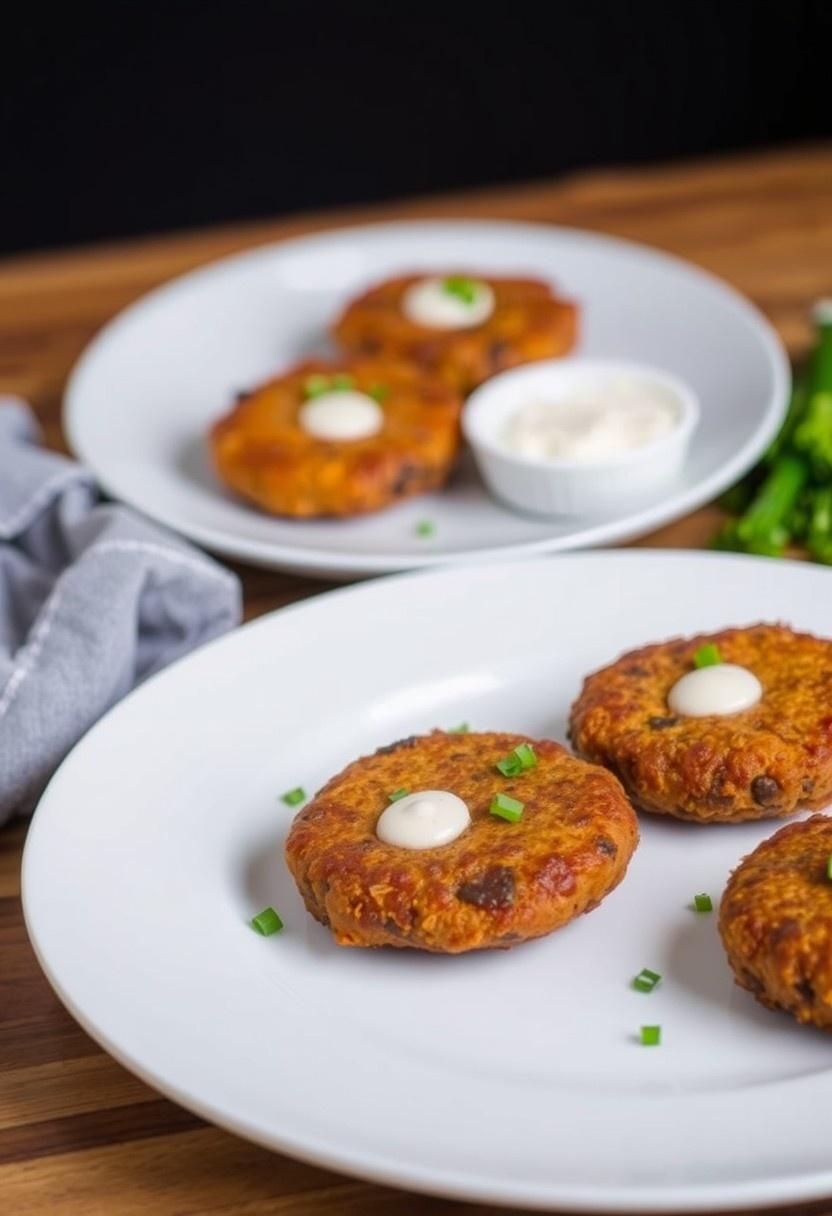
[21,549,832,1213]
[63,218,791,578]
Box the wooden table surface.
[2,144,832,1216]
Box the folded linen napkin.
[0,397,242,822]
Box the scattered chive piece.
[693,892,714,913]
[496,742,538,777]
[827,855,832,881]
[640,1025,661,1046]
[251,906,283,936]
[694,643,722,668]
[368,383,390,402]
[447,722,469,734]
[388,788,410,802]
[633,968,662,993]
[513,742,537,770]
[496,753,522,777]
[416,520,436,538]
[490,792,524,823]
[282,787,306,807]
[332,372,355,391]
[443,276,478,305]
[303,374,330,398]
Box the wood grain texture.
[1,144,831,1215]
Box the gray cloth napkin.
[0,397,242,822]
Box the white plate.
[64,221,789,579]
[23,552,832,1212]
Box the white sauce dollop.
[402,277,495,330]
[668,664,762,717]
[503,378,680,463]
[376,789,471,849]
[299,390,383,441]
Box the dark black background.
[3,1,829,257]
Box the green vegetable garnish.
[693,643,722,669]
[826,855,832,880]
[251,907,284,936]
[332,373,355,392]
[495,743,538,776]
[282,787,306,807]
[490,793,524,823]
[693,893,713,913]
[640,1025,661,1046]
[447,722,469,734]
[416,520,436,538]
[712,305,832,560]
[443,276,478,306]
[388,788,410,802]
[304,374,331,399]
[633,968,662,993]
[368,383,390,402]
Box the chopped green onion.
[388,788,410,802]
[640,1025,661,1046]
[826,854,832,880]
[251,906,283,936]
[490,792,524,823]
[332,373,355,392]
[368,383,390,402]
[495,743,537,777]
[693,643,722,668]
[443,276,478,305]
[447,722,469,734]
[633,968,662,993]
[303,374,331,398]
[282,787,306,807]
[693,892,713,913]
[416,520,436,538]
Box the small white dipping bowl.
[462,358,700,517]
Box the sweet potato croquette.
[720,815,832,1029]
[284,730,638,953]
[210,358,461,517]
[569,624,832,824]
[331,274,578,394]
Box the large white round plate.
[64,221,789,579]
[23,552,832,1211]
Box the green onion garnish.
[447,722,469,734]
[282,787,306,807]
[416,520,436,538]
[633,968,662,993]
[640,1025,661,1046]
[368,383,390,402]
[303,374,331,399]
[694,643,722,668]
[332,373,355,392]
[496,742,538,777]
[827,855,832,880]
[693,892,713,913]
[490,792,524,823]
[251,907,283,936]
[388,788,410,802]
[443,276,478,305]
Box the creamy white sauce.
[376,789,470,849]
[298,390,383,441]
[402,277,495,330]
[503,377,680,463]
[667,664,762,717]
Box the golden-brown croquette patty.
[331,273,577,394]
[720,814,832,1029]
[210,358,461,517]
[284,730,638,953]
[569,624,832,824]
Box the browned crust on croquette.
[284,730,638,953]
[719,815,832,1029]
[568,624,832,824]
[331,273,578,394]
[210,357,461,518]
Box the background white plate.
[64,221,789,578]
[23,552,832,1212]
